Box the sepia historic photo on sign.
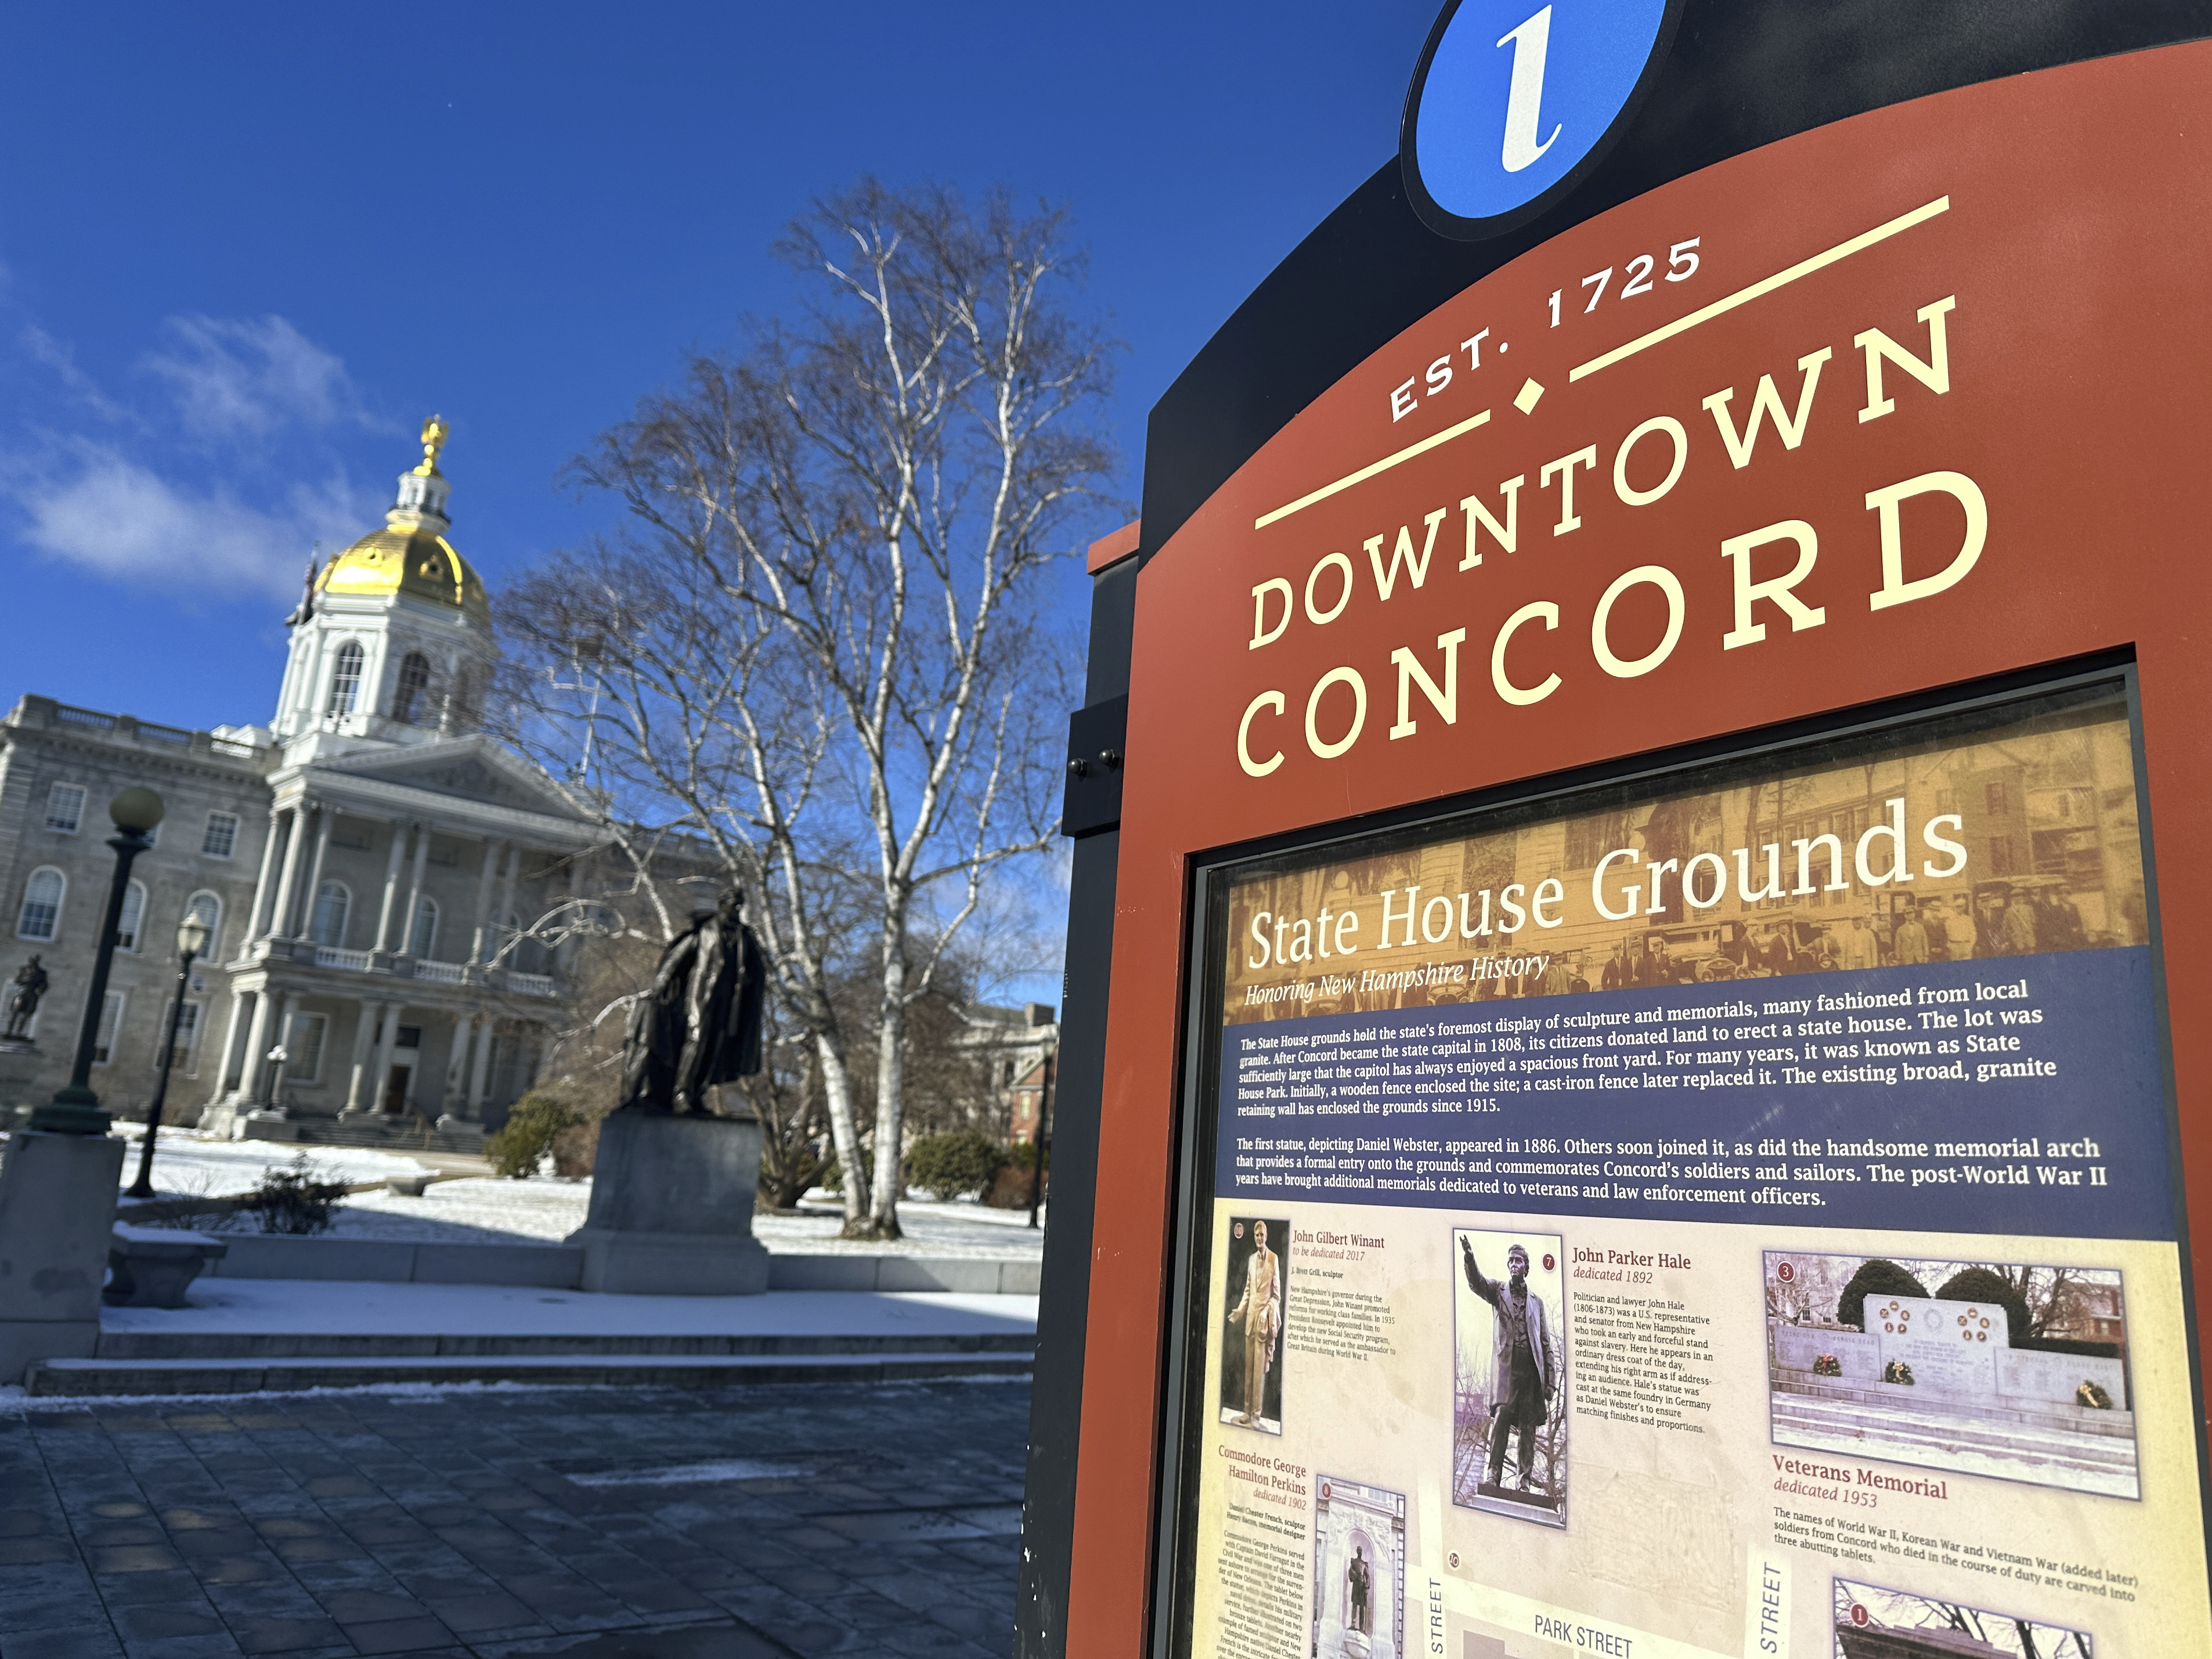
[1452,1226,1567,1527]
[1832,1574,2092,1658]
[1767,1250,2135,1499]
[1219,1214,1288,1434]
[1312,1475,1406,1659]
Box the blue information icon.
[1404,0,1674,235]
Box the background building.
[0,423,604,1146]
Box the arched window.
[185,890,223,960]
[392,651,432,724]
[16,868,64,940]
[116,879,148,952]
[326,641,365,716]
[311,880,351,947]
[409,895,438,958]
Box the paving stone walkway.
[0,1377,1029,1659]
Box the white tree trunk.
[817,1033,869,1227]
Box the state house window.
[409,895,438,958]
[290,1012,329,1084]
[392,651,432,724]
[202,812,239,859]
[326,641,365,716]
[44,782,85,834]
[92,990,125,1066]
[185,891,223,960]
[311,881,351,948]
[116,879,147,953]
[16,868,64,940]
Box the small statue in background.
[616,889,766,1114]
[3,955,48,1043]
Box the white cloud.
[143,314,378,443]
[10,442,377,601]
[21,326,132,424]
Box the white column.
[493,846,521,961]
[399,824,432,955]
[369,998,404,1114]
[469,839,502,963]
[372,821,411,953]
[215,991,250,1093]
[297,806,335,941]
[247,809,284,937]
[467,1018,497,1117]
[262,991,301,1106]
[266,806,309,940]
[342,997,379,1113]
[444,1012,478,1108]
[236,991,275,1102]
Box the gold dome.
[317,525,488,616]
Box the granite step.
[93,1326,1036,1359]
[24,1348,1033,1397]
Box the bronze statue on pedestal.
[615,889,766,1114]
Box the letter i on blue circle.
[1408,0,1672,226]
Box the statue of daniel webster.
[616,888,767,1113]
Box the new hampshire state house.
[0,423,612,1150]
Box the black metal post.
[28,821,156,1136]
[125,939,201,1200]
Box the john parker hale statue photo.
[1462,1238,1557,1501]
[617,888,768,1114]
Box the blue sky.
[0,2,1439,731]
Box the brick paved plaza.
[0,1377,1029,1659]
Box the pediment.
[315,737,590,822]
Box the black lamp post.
[124,907,211,1199]
[27,786,164,1137]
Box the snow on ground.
[106,1126,431,1197]
[329,1179,1045,1257]
[88,1130,1045,1257]
[100,1278,1037,1339]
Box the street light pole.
[124,909,210,1200]
[28,787,165,1137]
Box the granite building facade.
[0,424,604,1144]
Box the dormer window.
[392,651,433,724]
[326,641,365,716]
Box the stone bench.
[106,1223,228,1310]
[384,1173,436,1197]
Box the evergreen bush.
[905,1131,1006,1200]
[1935,1266,2033,1344]
[1838,1258,1929,1331]
[485,1091,586,1180]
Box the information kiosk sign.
[1029,10,2212,1659]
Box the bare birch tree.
[501,178,1115,1237]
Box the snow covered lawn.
[106,1125,431,1197]
[96,1133,1047,1258]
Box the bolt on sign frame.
[1013,5,2212,1659]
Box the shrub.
[485,1091,586,1180]
[1935,1267,2033,1345]
[1838,1258,1929,1332]
[1004,1139,1050,1173]
[905,1131,1006,1200]
[234,1155,349,1235]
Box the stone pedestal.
[564,1113,771,1296]
[0,1130,125,1381]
